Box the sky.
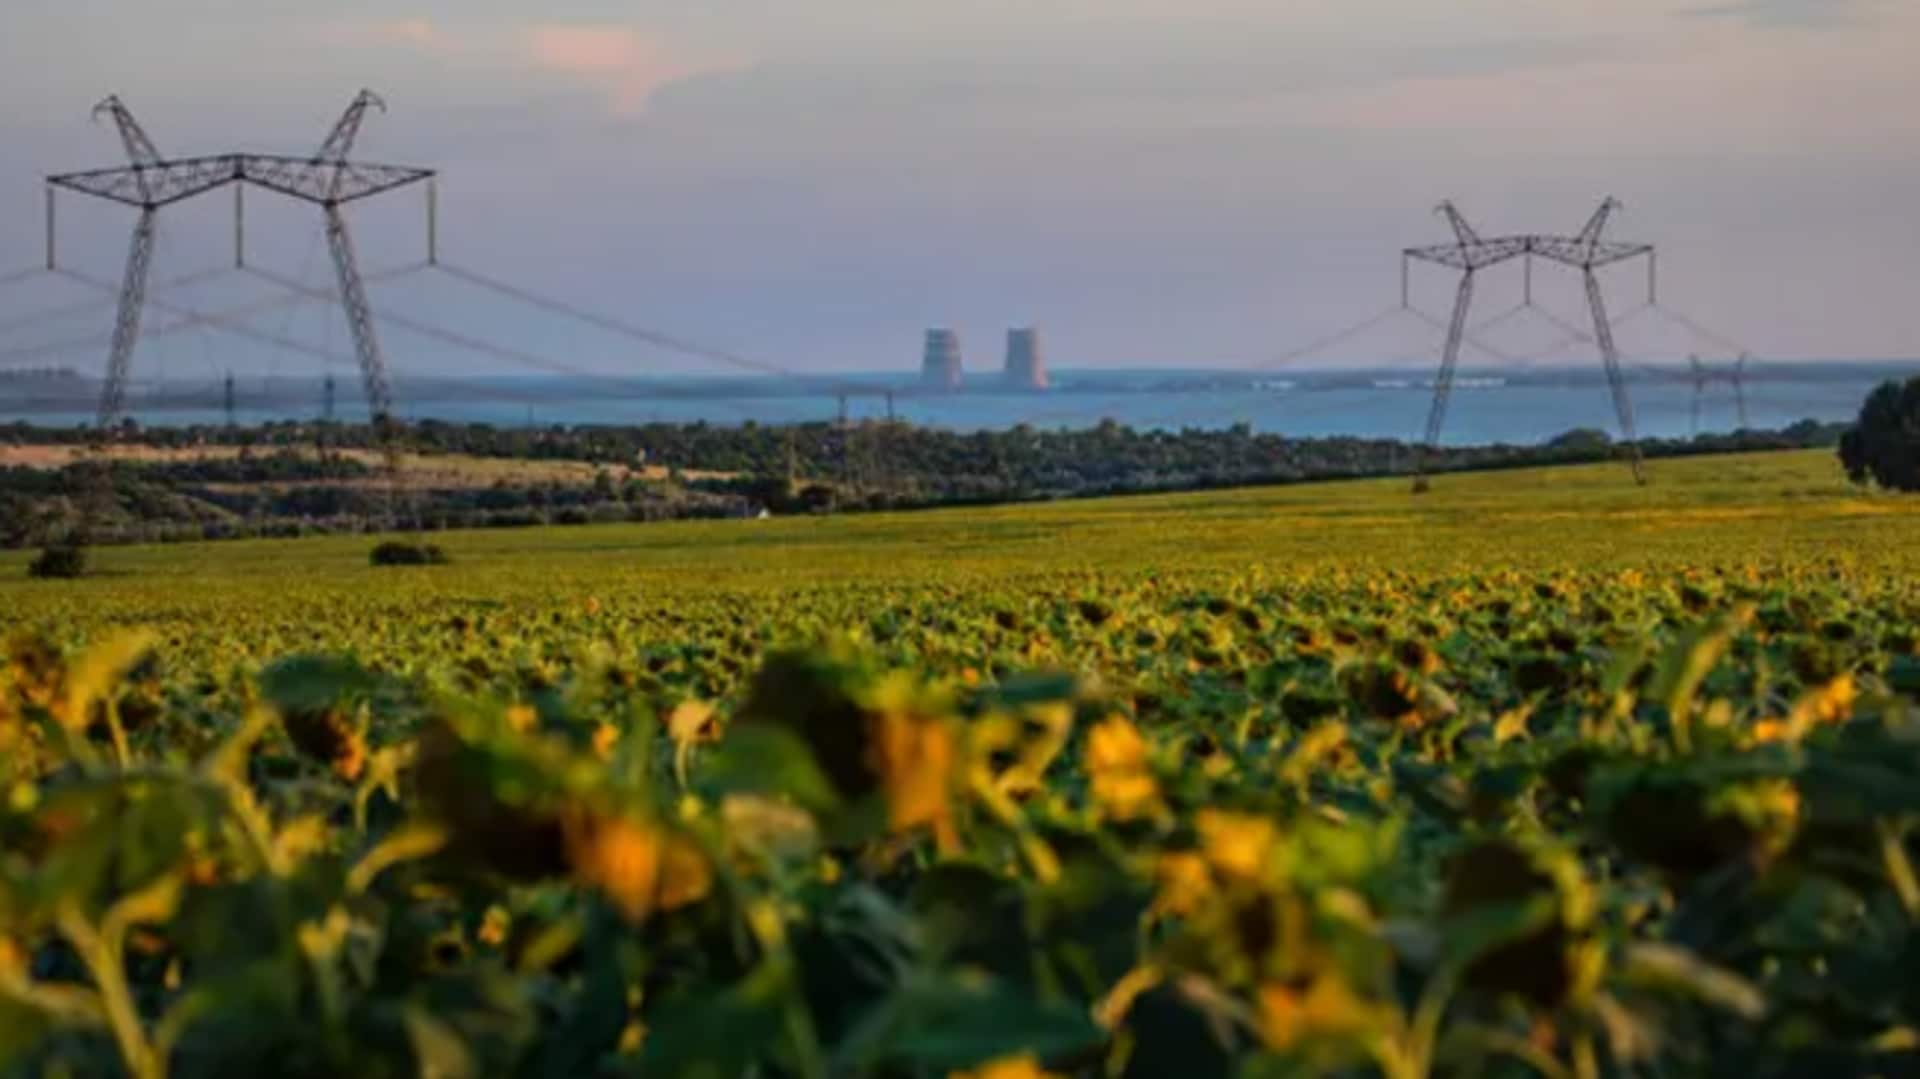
[0,0,1917,381]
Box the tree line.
[0,414,1857,549]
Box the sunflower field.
[4,451,1920,1077]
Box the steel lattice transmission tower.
[1402,198,1656,493]
[47,91,436,470]
[1688,353,1751,435]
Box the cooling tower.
[921,329,963,390]
[1004,327,1048,391]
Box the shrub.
[369,541,449,567]
[1547,427,1613,452]
[27,544,87,579]
[1840,376,1920,492]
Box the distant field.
[0,442,735,489]
[2,449,1909,648]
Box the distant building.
[922,329,963,390]
[1004,328,1048,390]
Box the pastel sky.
[1,0,1917,378]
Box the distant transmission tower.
[1689,355,1706,436]
[1734,354,1750,430]
[317,372,337,459]
[223,370,236,429]
[1687,353,1752,436]
[1402,198,1656,492]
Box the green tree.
[1840,376,1920,491]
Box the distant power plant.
[921,329,964,390]
[1004,328,1048,390]
[918,327,1050,391]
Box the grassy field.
[2,449,1909,643]
[7,447,1920,1077]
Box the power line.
[1646,304,1754,357]
[54,267,357,367]
[1467,302,1530,337]
[431,262,862,391]
[249,265,651,380]
[987,304,1427,432]
[246,267,782,422]
[1244,304,1408,372]
[1524,303,1596,345]
[0,267,229,338]
[0,264,424,366]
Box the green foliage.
[25,545,86,580]
[1841,376,1920,491]
[368,542,449,567]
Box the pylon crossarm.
[48,154,432,210]
[1409,237,1653,273]
[1528,239,1652,271]
[1587,243,1655,270]
[1404,238,1530,272]
[49,155,241,209]
[241,156,433,206]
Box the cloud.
[374,18,437,46]
[1679,0,1877,28]
[526,25,746,114]
[334,17,447,49]
[650,29,1628,135]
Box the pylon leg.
[1412,269,1475,493]
[96,209,157,434]
[73,207,159,545]
[1584,268,1645,485]
[325,202,406,526]
[324,204,397,459]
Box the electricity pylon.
[47,90,436,477]
[1402,198,1656,493]
[1689,353,1751,435]
[1690,355,1706,436]
[45,91,437,538]
[1734,354,1750,430]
